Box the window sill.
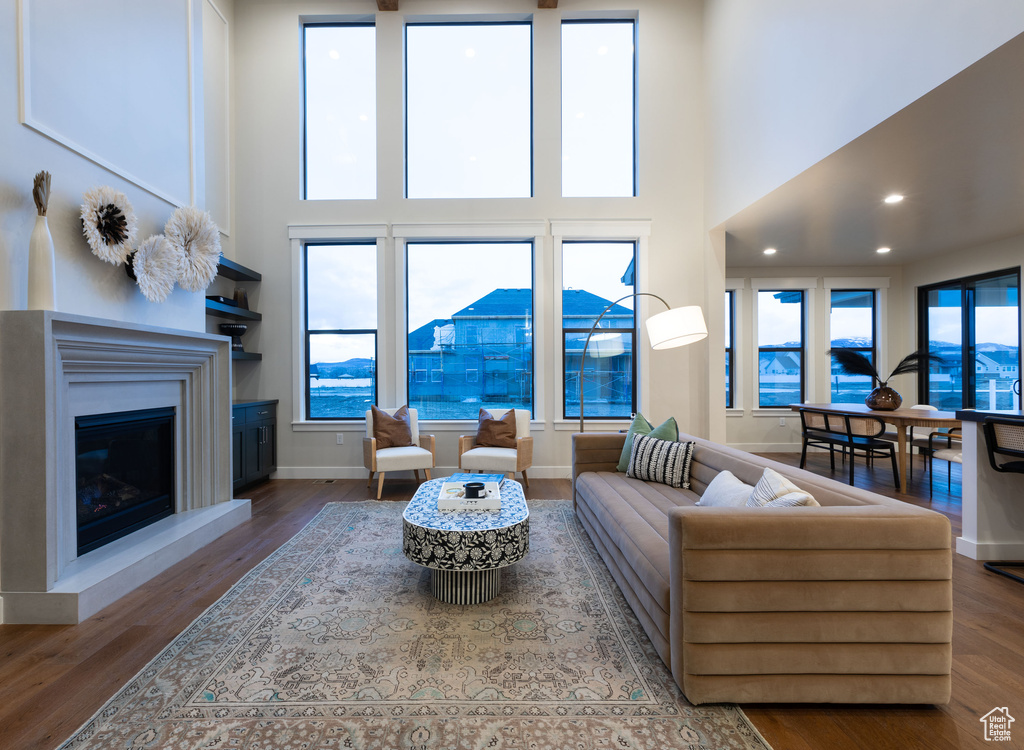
[554,419,630,432]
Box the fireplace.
[75,407,175,556]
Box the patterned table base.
[431,567,502,604]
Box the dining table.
[789,402,961,494]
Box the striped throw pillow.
[745,467,819,507]
[626,434,695,489]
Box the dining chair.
[927,428,962,498]
[980,418,1024,585]
[799,408,900,488]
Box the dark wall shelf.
[217,257,261,283]
[206,299,262,321]
[232,351,262,361]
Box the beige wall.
[231,0,707,479]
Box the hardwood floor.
[0,465,1020,750]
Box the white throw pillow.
[698,470,755,507]
[746,467,819,507]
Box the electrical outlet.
[778,417,786,426]
[336,433,344,445]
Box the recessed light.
[763,247,777,255]
[884,194,904,204]
[877,247,891,254]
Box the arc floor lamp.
[578,293,708,433]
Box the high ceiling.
[722,32,1024,269]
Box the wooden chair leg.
[520,469,529,489]
[425,469,432,480]
[367,471,374,489]
[413,469,420,482]
[376,473,386,500]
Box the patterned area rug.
[59,501,770,750]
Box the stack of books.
[437,473,504,511]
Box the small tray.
[206,295,237,306]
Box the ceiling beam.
[538,0,558,7]
[377,0,398,10]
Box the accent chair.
[363,407,435,499]
[458,408,533,488]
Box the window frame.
[403,19,535,200]
[303,240,379,421]
[560,239,638,421]
[404,238,536,420]
[560,18,638,198]
[757,289,806,408]
[827,288,877,403]
[917,267,1021,410]
[725,289,735,409]
[301,20,377,201]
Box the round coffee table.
[402,477,529,604]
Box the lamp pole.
[578,292,671,434]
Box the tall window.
[303,24,376,200]
[305,244,377,419]
[563,242,636,419]
[919,269,1020,410]
[828,290,876,404]
[758,290,804,407]
[725,290,734,408]
[407,242,533,418]
[405,22,532,199]
[561,20,636,197]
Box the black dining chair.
[980,418,1024,585]
[799,408,900,489]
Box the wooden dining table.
[789,403,961,494]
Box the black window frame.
[757,289,806,408]
[403,19,535,200]
[304,241,378,421]
[561,240,638,421]
[827,288,877,401]
[560,18,638,198]
[725,289,735,409]
[917,267,1021,410]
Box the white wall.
[704,0,1024,229]
[231,0,707,479]
[0,0,233,330]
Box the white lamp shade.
[645,305,708,350]
[588,332,626,358]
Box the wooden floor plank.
[0,466,1021,750]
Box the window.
[757,290,804,407]
[561,20,636,197]
[405,22,532,199]
[828,290,876,404]
[919,269,1020,410]
[562,242,636,419]
[725,290,734,408]
[305,243,377,419]
[303,24,376,200]
[407,242,533,418]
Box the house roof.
[448,288,631,319]
[408,318,452,351]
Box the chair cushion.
[372,405,414,449]
[476,408,517,448]
[460,446,518,472]
[375,446,433,471]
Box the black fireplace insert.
[75,407,175,556]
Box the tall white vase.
[28,215,56,310]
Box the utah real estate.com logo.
[980,707,1015,742]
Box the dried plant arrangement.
[32,170,51,217]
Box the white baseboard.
[273,466,573,480]
[956,536,1024,561]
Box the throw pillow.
[616,414,679,472]
[745,467,819,507]
[371,404,414,450]
[476,408,517,448]
[697,470,755,507]
[626,433,695,489]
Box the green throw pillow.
[616,414,678,472]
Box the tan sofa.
[572,431,952,705]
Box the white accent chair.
[363,408,435,500]
[457,408,533,488]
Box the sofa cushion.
[475,408,517,448]
[746,467,818,507]
[697,470,752,507]
[626,434,694,488]
[616,414,678,472]
[371,404,414,449]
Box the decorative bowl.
[219,323,247,351]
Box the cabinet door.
[232,422,245,490]
[242,422,262,485]
[259,418,277,475]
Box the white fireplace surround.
[0,311,250,623]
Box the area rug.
[59,501,771,750]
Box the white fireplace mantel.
[0,311,250,623]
